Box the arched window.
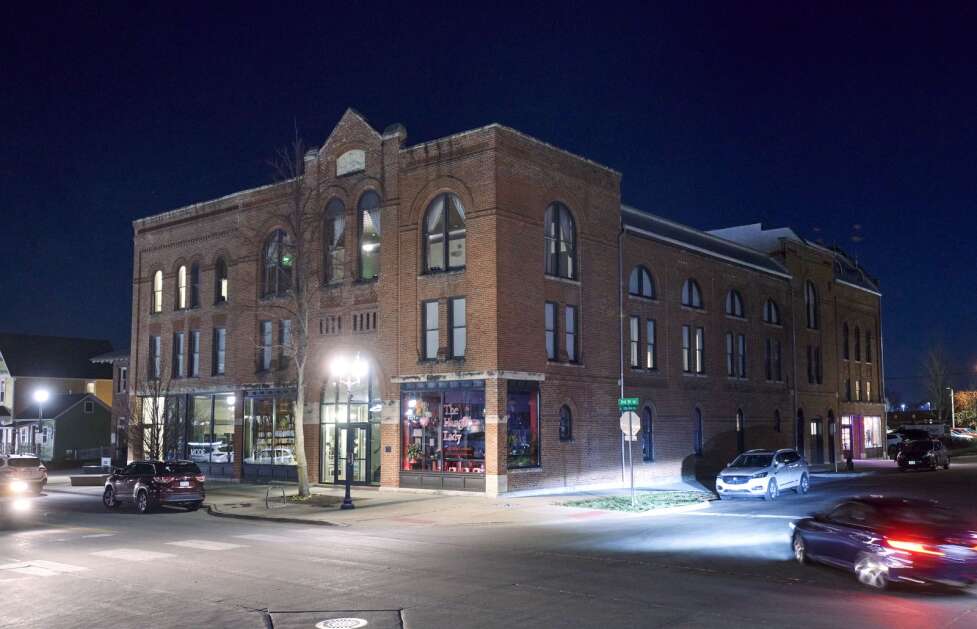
[423,192,466,273]
[559,405,572,442]
[152,270,163,313]
[189,263,200,308]
[358,190,381,280]
[628,266,654,298]
[774,409,782,433]
[214,258,228,304]
[854,326,861,361]
[805,281,819,329]
[763,299,780,325]
[681,279,703,308]
[544,202,577,280]
[725,290,744,317]
[641,406,654,462]
[736,409,745,453]
[323,198,346,284]
[842,323,850,359]
[176,265,188,309]
[262,229,293,297]
[693,408,704,456]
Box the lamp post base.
[340,497,355,510]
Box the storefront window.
[163,396,186,461]
[401,382,485,474]
[863,416,882,449]
[188,395,214,463]
[244,394,295,465]
[841,416,852,452]
[507,380,539,468]
[188,394,236,464]
[213,394,235,463]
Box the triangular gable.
[318,107,381,157]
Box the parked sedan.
[715,449,810,500]
[792,496,977,589]
[896,439,950,471]
[103,460,205,513]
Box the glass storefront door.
[325,423,370,484]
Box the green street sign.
[618,397,640,411]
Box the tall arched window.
[725,290,744,317]
[736,409,745,453]
[641,406,654,462]
[544,202,577,279]
[805,281,819,329]
[176,265,188,309]
[423,192,466,272]
[214,258,228,304]
[323,198,346,284]
[693,408,704,456]
[763,299,780,324]
[358,190,381,280]
[628,266,654,298]
[854,326,861,361]
[262,229,293,297]
[682,279,703,308]
[152,270,163,313]
[189,263,200,308]
[842,323,850,359]
[559,405,573,442]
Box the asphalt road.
[3,462,977,629]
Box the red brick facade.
[128,109,885,494]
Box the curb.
[810,472,874,479]
[539,497,715,524]
[206,504,342,527]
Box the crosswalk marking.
[166,540,244,551]
[29,560,89,573]
[0,560,89,577]
[81,533,116,539]
[234,533,289,543]
[91,549,175,561]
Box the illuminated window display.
[401,381,485,474]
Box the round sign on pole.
[619,411,640,438]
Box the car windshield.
[729,454,773,468]
[7,457,40,467]
[157,462,201,475]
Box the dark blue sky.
[2,2,975,399]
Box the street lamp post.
[329,353,368,510]
[32,389,49,454]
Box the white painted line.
[9,566,57,577]
[165,540,245,551]
[91,549,176,561]
[233,534,289,543]
[81,533,116,539]
[682,512,803,520]
[29,560,89,573]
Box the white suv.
[0,454,48,495]
[715,449,810,500]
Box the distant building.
[90,349,130,465]
[886,410,940,429]
[0,333,114,452]
[12,393,112,465]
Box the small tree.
[126,357,174,461]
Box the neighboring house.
[12,393,111,465]
[90,349,130,466]
[0,333,114,450]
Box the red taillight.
[886,538,945,557]
[195,474,205,483]
[155,476,175,484]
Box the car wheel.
[854,553,889,589]
[135,490,152,514]
[186,501,202,511]
[793,533,809,564]
[944,460,950,470]
[764,479,779,501]
[102,487,118,509]
[796,473,810,495]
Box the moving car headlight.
[9,480,29,494]
[751,472,768,479]
[11,497,31,512]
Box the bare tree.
[126,357,174,461]
[924,347,950,421]
[243,133,322,497]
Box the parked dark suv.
[103,460,205,513]
[896,439,950,471]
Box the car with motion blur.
[791,496,977,589]
[103,460,205,513]
[896,439,950,471]
[715,449,810,500]
[0,454,47,495]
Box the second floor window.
[152,270,163,313]
[854,326,862,361]
[694,327,705,374]
[324,198,346,284]
[148,335,161,379]
[358,190,382,280]
[682,279,703,309]
[177,265,188,309]
[646,319,657,369]
[565,305,578,363]
[545,302,557,360]
[855,379,861,401]
[172,332,185,378]
[423,300,439,360]
[262,229,293,297]
[213,328,226,375]
[450,297,466,359]
[866,331,873,363]
[258,321,272,371]
[423,192,467,272]
[544,202,577,280]
[279,319,292,368]
[726,333,735,377]
[683,325,705,374]
[189,330,200,377]
[737,334,746,378]
[765,338,782,381]
[630,316,641,368]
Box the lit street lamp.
[329,353,368,510]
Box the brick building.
[128,109,885,494]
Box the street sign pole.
[628,412,635,508]
[618,408,640,508]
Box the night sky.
[2,2,975,400]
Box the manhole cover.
[315,619,368,629]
